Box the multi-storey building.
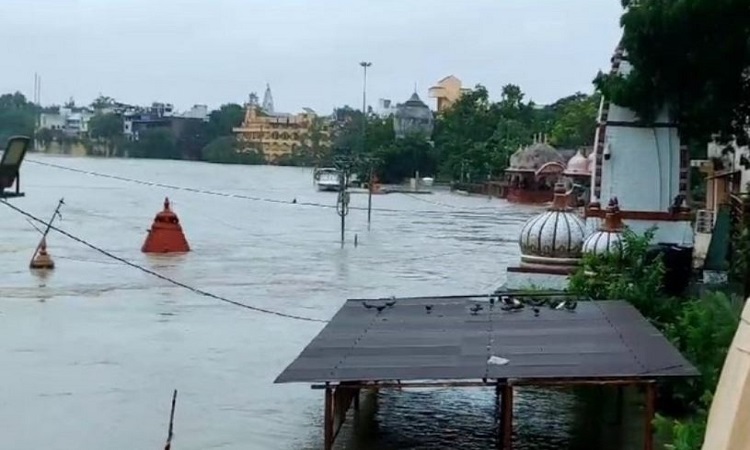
[233,86,330,163]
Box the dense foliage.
[595,0,750,145]
[569,231,742,450]
[0,92,38,145]
[330,84,600,183]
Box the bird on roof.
[425,304,433,313]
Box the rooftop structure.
[505,183,588,290]
[428,75,471,112]
[504,136,566,204]
[393,92,434,139]
[276,294,697,450]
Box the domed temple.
[504,138,566,204]
[583,198,625,255]
[393,92,434,139]
[504,183,588,290]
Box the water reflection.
[303,386,647,450]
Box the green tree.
[127,128,179,160]
[548,93,600,148]
[89,113,123,140]
[594,0,750,145]
[202,136,264,165]
[206,104,245,141]
[90,95,116,111]
[0,92,38,144]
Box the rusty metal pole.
[324,386,334,450]
[501,384,513,450]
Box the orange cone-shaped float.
[30,237,55,269]
[141,198,190,254]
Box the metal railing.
[695,209,716,234]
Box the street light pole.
[360,61,373,229]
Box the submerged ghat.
[2,155,646,449]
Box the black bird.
[292,198,297,204]
[489,296,496,306]
[425,304,433,313]
[533,307,540,317]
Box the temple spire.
[262,83,274,113]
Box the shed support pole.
[643,383,655,450]
[324,386,334,450]
[494,383,501,448]
[501,384,513,450]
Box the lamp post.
[360,61,373,229]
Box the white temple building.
[586,47,693,249]
[500,43,693,292]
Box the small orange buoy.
[30,238,55,269]
[141,198,190,254]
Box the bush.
[568,227,742,449]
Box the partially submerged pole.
[29,198,64,269]
[164,389,177,450]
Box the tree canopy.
[0,92,38,145]
[595,0,750,144]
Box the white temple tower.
[262,84,275,114]
[587,46,693,249]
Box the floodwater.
[1,155,644,449]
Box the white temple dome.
[564,149,590,176]
[583,198,625,255]
[518,183,588,267]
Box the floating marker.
[141,198,190,254]
[30,237,54,269]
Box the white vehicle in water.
[314,168,341,192]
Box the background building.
[233,85,330,163]
[428,75,470,112]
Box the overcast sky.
[1,0,623,114]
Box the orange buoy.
[141,198,190,254]
[30,238,55,269]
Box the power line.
[1,199,329,324]
[24,159,449,215]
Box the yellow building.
[428,75,470,112]
[233,86,329,163]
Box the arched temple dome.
[564,149,590,176]
[394,92,434,139]
[508,141,565,171]
[583,198,625,255]
[518,183,588,268]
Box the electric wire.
[25,159,465,215]
[2,199,330,323]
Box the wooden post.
[643,383,655,450]
[495,382,502,448]
[501,384,514,450]
[324,386,334,450]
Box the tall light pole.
[360,61,373,229]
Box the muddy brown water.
[1,155,645,449]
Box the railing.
[695,209,716,233]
